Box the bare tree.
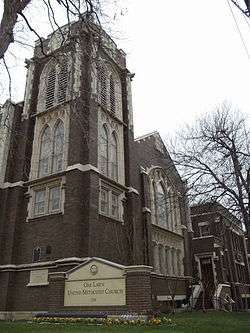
[0,0,104,61]
[171,102,250,233]
[0,0,126,103]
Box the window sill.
[152,223,183,238]
[98,103,127,127]
[99,212,123,224]
[26,282,49,287]
[99,173,126,191]
[32,100,70,118]
[27,211,63,222]
[25,171,66,186]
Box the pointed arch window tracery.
[39,55,69,112]
[52,120,64,173]
[110,133,118,181]
[38,126,52,177]
[38,121,65,178]
[100,125,109,176]
[98,62,121,116]
[155,181,168,228]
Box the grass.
[1,311,250,333]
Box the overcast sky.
[1,0,250,138]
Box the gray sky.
[1,0,250,137]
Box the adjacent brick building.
[190,203,250,310]
[0,19,192,317]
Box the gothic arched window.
[38,126,52,177]
[57,58,68,103]
[155,182,168,227]
[110,75,116,113]
[43,56,69,111]
[98,62,121,117]
[38,121,64,178]
[45,67,56,109]
[100,126,108,176]
[52,121,64,173]
[110,133,118,181]
[99,66,107,108]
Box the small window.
[99,183,123,221]
[34,189,46,216]
[100,188,109,215]
[111,192,119,219]
[31,183,62,218]
[33,247,42,262]
[199,224,210,237]
[49,186,61,212]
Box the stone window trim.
[198,221,210,237]
[99,106,126,127]
[99,180,125,222]
[26,177,66,221]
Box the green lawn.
[1,311,250,333]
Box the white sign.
[64,259,126,306]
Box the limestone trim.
[1,181,24,189]
[192,235,214,240]
[0,257,86,272]
[66,257,126,276]
[142,207,151,213]
[134,131,159,142]
[66,163,99,174]
[127,187,139,195]
[157,295,186,301]
[124,265,153,274]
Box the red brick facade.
[0,21,191,316]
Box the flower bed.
[32,316,173,326]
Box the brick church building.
[0,20,192,317]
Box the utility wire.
[226,0,250,60]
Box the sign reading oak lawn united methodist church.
[64,258,126,306]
